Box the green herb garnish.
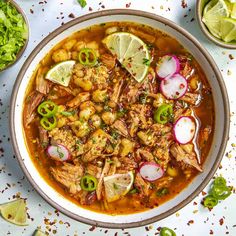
[77,0,87,8]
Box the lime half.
[33,229,47,236]
[202,0,230,38]
[103,32,150,82]
[104,171,134,202]
[0,199,28,226]
[45,60,76,87]
[221,17,236,42]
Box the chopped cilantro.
[77,0,87,8]
[143,58,151,66]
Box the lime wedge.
[202,0,230,38]
[33,229,47,236]
[0,199,28,226]
[221,17,236,42]
[45,60,76,87]
[104,171,134,202]
[103,32,150,82]
[231,3,236,18]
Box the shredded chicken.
[180,92,201,105]
[96,159,110,200]
[111,119,129,137]
[134,173,150,197]
[170,143,202,172]
[110,78,124,104]
[50,162,84,194]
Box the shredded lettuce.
[0,0,28,70]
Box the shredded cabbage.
[0,0,28,70]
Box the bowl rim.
[10,9,230,229]
[0,0,29,72]
[196,0,236,49]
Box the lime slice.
[45,60,76,87]
[33,229,47,236]
[221,17,236,42]
[202,0,230,38]
[104,171,134,202]
[103,32,150,82]
[231,3,236,18]
[0,199,28,226]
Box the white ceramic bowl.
[10,10,230,228]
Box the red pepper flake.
[68,13,75,18]
[187,220,194,225]
[229,54,234,60]
[126,2,131,8]
[193,201,197,205]
[89,7,93,11]
[89,225,96,231]
[210,229,214,234]
[219,218,224,225]
[202,191,207,196]
[181,0,188,8]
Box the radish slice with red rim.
[139,162,164,182]
[156,55,180,79]
[47,144,70,161]
[173,116,196,144]
[160,73,187,100]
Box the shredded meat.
[50,163,84,194]
[23,91,44,127]
[170,143,202,172]
[100,53,116,70]
[111,119,129,137]
[134,173,150,197]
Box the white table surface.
[0,0,236,235]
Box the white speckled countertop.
[0,0,236,235]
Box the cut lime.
[45,60,76,87]
[221,17,236,42]
[231,3,236,18]
[0,199,28,226]
[202,0,230,38]
[103,32,150,82]
[33,229,47,236]
[104,171,134,202]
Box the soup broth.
[23,22,214,214]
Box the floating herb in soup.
[23,22,214,214]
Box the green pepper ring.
[37,101,58,117]
[160,227,176,236]
[210,185,231,200]
[154,104,173,124]
[213,177,227,187]
[203,195,218,208]
[80,175,98,191]
[78,48,97,66]
[40,116,57,131]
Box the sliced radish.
[156,55,180,79]
[173,116,196,144]
[47,144,70,162]
[160,73,187,100]
[139,162,164,182]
